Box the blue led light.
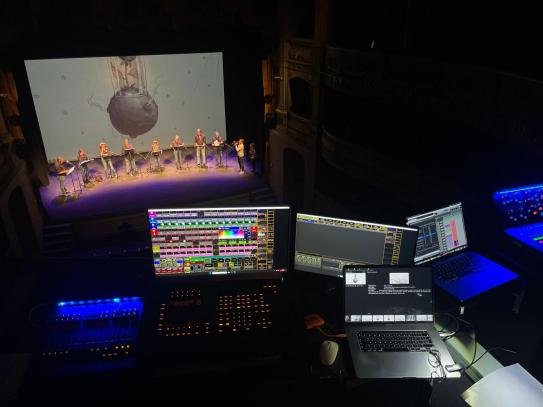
[55,297,144,322]
[496,184,543,195]
[56,297,141,307]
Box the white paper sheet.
[462,363,543,407]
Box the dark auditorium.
[1,1,543,405]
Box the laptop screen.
[406,203,468,264]
[344,266,433,324]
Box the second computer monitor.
[294,213,419,277]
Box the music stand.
[78,158,94,186]
[150,150,163,172]
[213,141,226,169]
[65,165,82,197]
[223,142,236,169]
[134,151,146,177]
[182,146,190,170]
[123,148,138,176]
[172,145,189,171]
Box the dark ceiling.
[1,1,541,78]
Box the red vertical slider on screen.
[250,226,258,239]
[450,220,458,246]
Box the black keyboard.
[434,252,478,282]
[357,330,434,352]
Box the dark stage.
[41,149,260,222]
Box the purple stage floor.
[41,154,262,222]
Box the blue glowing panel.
[55,297,143,321]
[433,252,518,302]
[505,222,543,254]
[44,297,143,364]
[493,183,543,226]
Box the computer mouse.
[319,340,339,366]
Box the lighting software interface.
[344,267,433,323]
[406,203,468,264]
[294,214,419,277]
[149,207,290,276]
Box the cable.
[428,348,446,386]
[435,312,461,340]
[468,337,477,369]
[316,326,347,338]
[463,346,517,373]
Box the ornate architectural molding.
[287,111,315,141]
[287,38,314,65]
[287,63,313,79]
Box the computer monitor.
[148,206,290,276]
[406,203,468,265]
[294,213,419,277]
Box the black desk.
[4,258,529,405]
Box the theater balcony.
[0,73,43,258]
[314,46,543,214]
[268,37,320,210]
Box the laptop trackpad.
[355,352,432,379]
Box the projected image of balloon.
[107,56,158,138]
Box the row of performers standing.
[60,129,256,187]
[168,129,256,172]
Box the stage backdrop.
[24,52,226,162]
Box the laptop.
[406,203,518,302]
[344,265,460,379]
[493,183,543,254]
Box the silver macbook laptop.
[344,265,460,379]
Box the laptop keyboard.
[357,330,434,352]
[434,252,478,282]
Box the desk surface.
[4,260,519,404]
